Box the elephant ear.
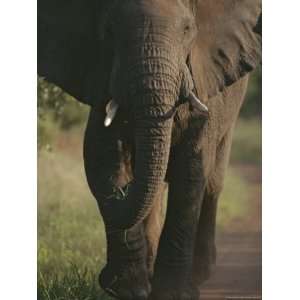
[190,0,262,101]
[38,0,112,106]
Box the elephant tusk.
[188,91,208,113]
[104,99,119,127]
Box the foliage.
[38,77,89,149]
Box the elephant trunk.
[108,46,181,230]
[129,96,175,227]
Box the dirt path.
[200,165,262,300]
[200,232,261,300]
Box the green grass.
[217,168,251,231]
[38,267,106,300]
[38,118,261,299]
[38,147,115,299]
[230,118,262,165]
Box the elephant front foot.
[192,262,216,286]
[99,225,151,299]
[192,243,217,286]
[150,266,200,300]
[99,262,150,299]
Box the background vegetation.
[37,69,261,300]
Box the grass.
[230,118,262,165]
[38,267,105,300]
[217,167,253,232]
[38,140,114,299]
[37,118,261,300]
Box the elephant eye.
[182,20,197,43]
[184,24,191,35]
[183,19,196,37]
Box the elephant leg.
[84,109,150,299]
[192,129,234,286]
[151,146,206,300]
[192,189,218,285]
[144,182,167,277]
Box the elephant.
[38,0,261,299]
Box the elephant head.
[38,0,261,230]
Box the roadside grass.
[217,168,251,231]
[230,118,262,165]
[38,146,113,299]
[217,117,261,231]
[38,118,261,300]
[37,267,108,300]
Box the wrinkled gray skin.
[38,0,261,299]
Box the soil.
[200,165,262,300]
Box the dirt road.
[200,165,262,300]
[200,232,261,300]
